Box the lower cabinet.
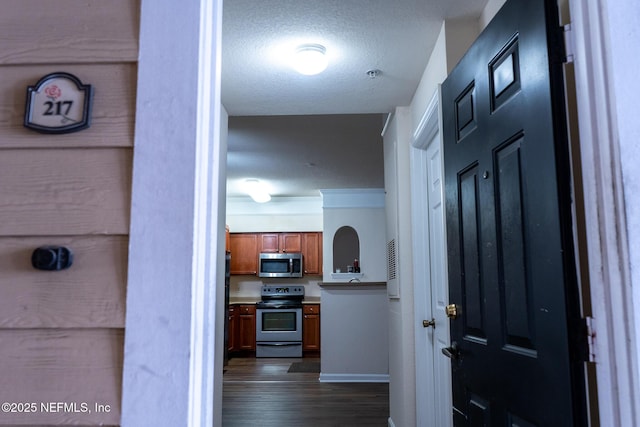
[227,305,237,353]
[303,304,321,353]
[228,304,256,354]
[228,303,319,356]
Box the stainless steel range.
[255,285,304,358]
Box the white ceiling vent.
[387,239,397,281]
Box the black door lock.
[32,246,73,271]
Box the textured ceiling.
[222,0,489,199]
[222,0,488,116]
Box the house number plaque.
[24,72,93,134]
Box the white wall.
[319,285,389,382]
[410,23,447,133]
[321,189,387,282]
[318,189,389,382]
[383,106,417,427]
[226,196,322,232]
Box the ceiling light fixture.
[293,44,328,75]
[244,179,271,203]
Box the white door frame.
[569,1,640,426]
[121,0,225,426]
[120,1,640,426]
[411,88,451,427]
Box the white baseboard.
[388,416,396,427]
[319,372,390,383]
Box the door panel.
[442,0,586,425]
[495,135,536,353]
[458,165,485,341]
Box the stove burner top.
[258,285,304,309]
[256,300,303,309]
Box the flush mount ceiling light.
[244,179,271,203]
[292,44,328,75]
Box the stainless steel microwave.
[258,252,303,278]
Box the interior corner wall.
[444,18,480,73]
[409,16,479,136]
[480,0,507,28]
[410,22,448,135]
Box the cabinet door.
[302,232,322,275]
[279,233,302,253]
[237,305,256,351]
[303,304,320,352]
[229,233,258,275]
[259,233,280,253]
[227,305,237,352]
[260,232,302,253]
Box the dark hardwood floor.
[222,357,389,426]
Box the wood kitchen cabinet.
[259,233,302,253]
[302,232,322,275]
[229,233,258,275]
[258,231,322,274]
[303,304,321,353]
[227,305,237,352]
[237,304,256,351]
[230,231,322,276]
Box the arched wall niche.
[332,226,360,272]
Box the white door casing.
[121,0,224,426]
[411,88,452,427]
[569,0,640,425]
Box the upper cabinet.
[259,233,302,253]
[230,232,322,276]
[229,233,258,275]
[302,232,322,275]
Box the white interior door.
[425,126,451,427]
[412,89,451,427]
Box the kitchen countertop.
[318,281,386,287]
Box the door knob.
[422,319,436,329]
[445,303,459,319]
[442,342,460,360]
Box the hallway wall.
[0,1,138,425]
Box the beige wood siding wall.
[0,1,138,425]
